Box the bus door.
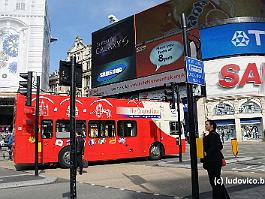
[116,120,143,158]
[41,120,55,163]
[87,120,116,161]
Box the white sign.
[90,69,186,97]
[204,56,265,98]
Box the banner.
[201,22,265,59]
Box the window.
[117,121,137,137]
[239,101,261,113]
[56,120,86,138]
[169,121,181,135]
[213,103,234,115]
[76,120,86,137]
[56,120,70,138]
[16,0,25,10]
[41,120,53,139]
[88,120,115,138]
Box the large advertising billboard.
[135,0,265,45]
[201,22,265,60]
[204,56,265,98]
[136,29,199,78]
[136,34,184,78]
[92,16,136,87]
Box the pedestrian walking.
[76,131,85,175]
[221,131,225,144]
[6,133,13,160]
[201,120,230,199]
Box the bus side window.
[41,120,53,139]
[56,120,70,138]
[76,120,86,137]
[169,121,181,135]
[117,121,137,137]
[88,121,99,138]
[88,120,115,138]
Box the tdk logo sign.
[231,30,265,47]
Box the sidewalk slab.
[0,160,57,189]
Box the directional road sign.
[185,57,205,86]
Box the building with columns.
[49,36,92,97]
[0,0,51,129]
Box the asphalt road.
[0,141,264,199]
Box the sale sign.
[204,56,265,98]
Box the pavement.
[0,160,57,189]
[0,143,264,198]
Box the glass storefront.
[215,120,236,142]
[240,118,263,141]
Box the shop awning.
[240,118,261,124]
[215,119,235,126]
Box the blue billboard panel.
[91,56,136,88]
[200,22,265,59]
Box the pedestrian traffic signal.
[59,60,82,88]
[18,71,33,106]
[164,83,176,109]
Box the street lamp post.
[181,13,200,199]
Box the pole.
[176,84,182,162]
[70,56,77,199]
[181,13,200,199]
[34,76,40,176]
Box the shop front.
[215,119,236,142]
[240,118,263,141]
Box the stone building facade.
[0,0,51,128]
[49,36,92,97]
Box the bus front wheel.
[149,143,163,160]
[59,147,71,169]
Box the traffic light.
[164,83,176,109]
[59,60,82,88]
[19,71,33,106]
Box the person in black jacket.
[76,131,85,175]
[202,120,230,199]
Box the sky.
[47,0,165,73]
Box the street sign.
[185,57,205,86]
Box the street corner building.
[0,0,51,130]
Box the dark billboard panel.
[92,16,135,66]
[135,0,265,44]
[92,16,136,88]
[201,22,265,59]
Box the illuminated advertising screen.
[136,29,199,78]
[204,56,265,98]
[91,56,136,87]
[201,22,265,59]
[92,16,136,87]
[136,34,184,78]
[135,0,265,44]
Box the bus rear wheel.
[59,147,71,168]
[149,143,163,160]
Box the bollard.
[231,138,238,157]
[196,137,204,159]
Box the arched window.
[213,103,234,115]
[239,101,261,113]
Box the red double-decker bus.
[13,93,185,168]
